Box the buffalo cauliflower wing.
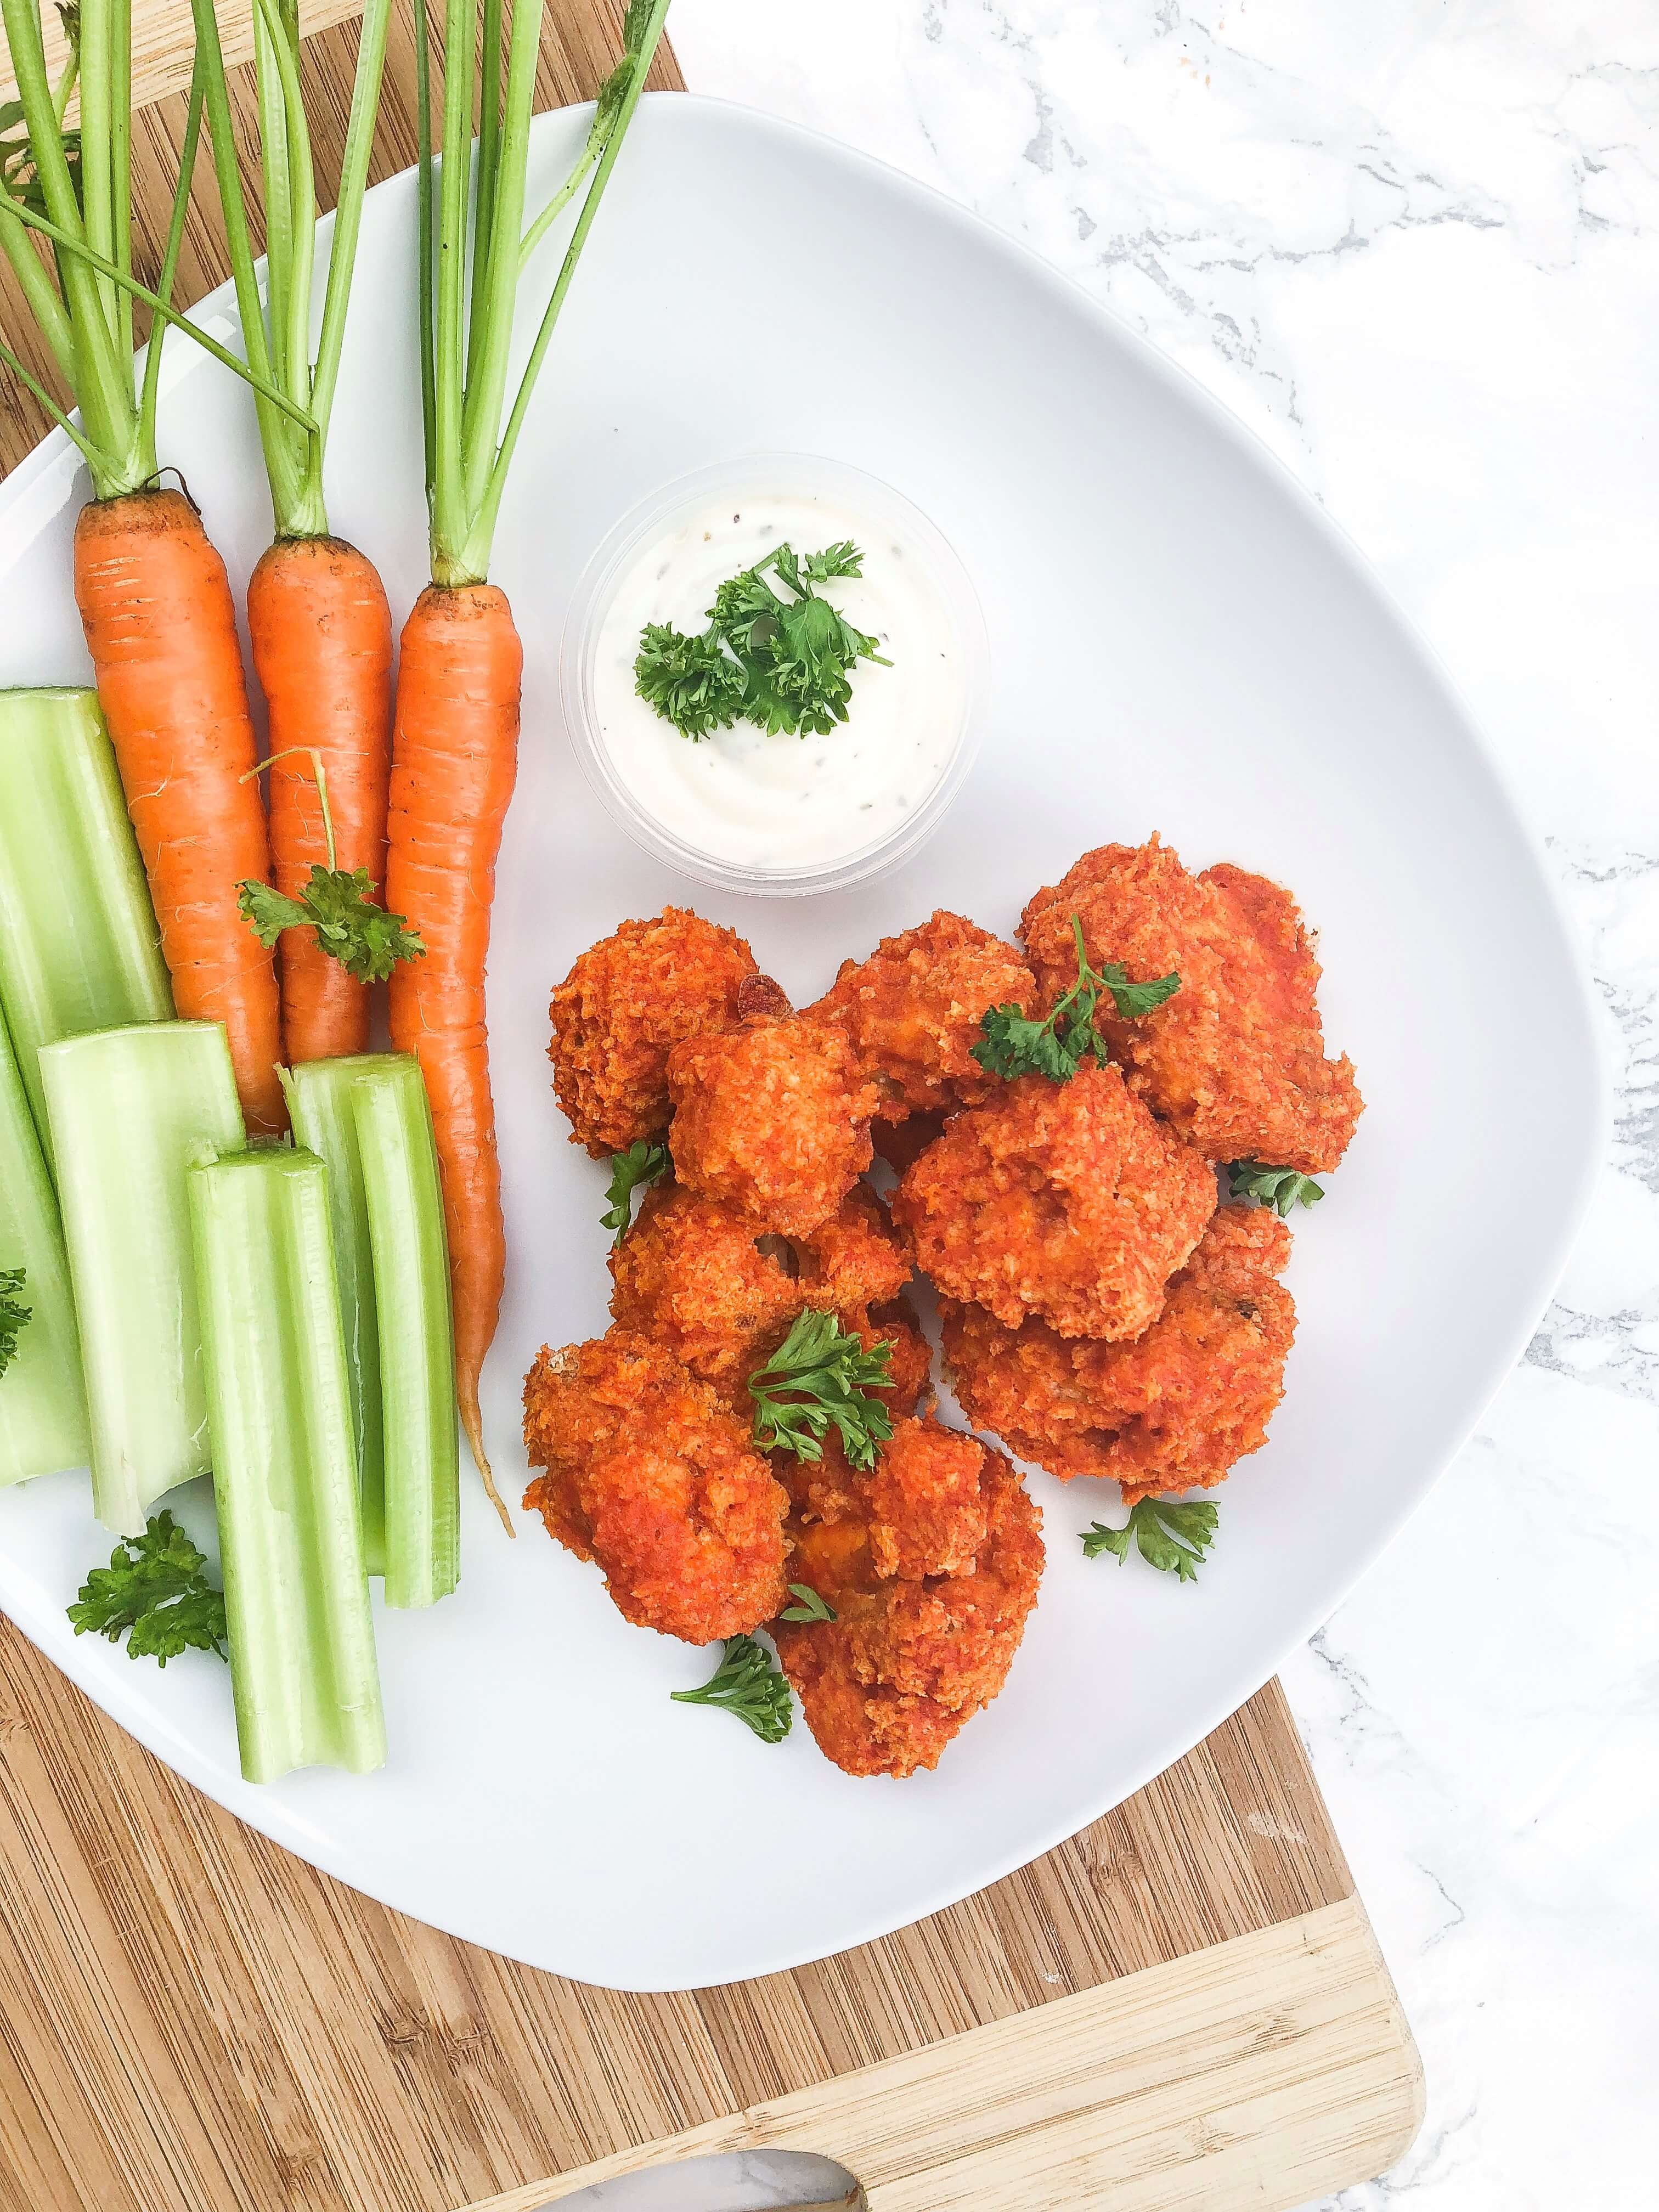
[1021,837,1362,1173]
[941,1205,1295,1500]
[667,1014,880,1236]
[608,1181,912,1400]
[891,1060,1216,1340]
[808,911,1035,1122]
[522,1329,788,1643]
[773,1417,1043,1779]
[548,908,759,1158]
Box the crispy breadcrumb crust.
[808,911,1035,1120]
[608,1182,912,1398]
[522,1330,788,1643]
[941,1205,1295,1500]
[667,1015,880,1236]
[892,1062,1216,1340]
[548,908,759,1158]
[774,1419,1043,1778]
[1022,837,1362,1173]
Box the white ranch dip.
[589,487,969,873]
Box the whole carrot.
[250,538,392,1060]
[74,491,285,1133]
[387,586,519,1513]
[191,0,396,1066]
[0,0,309,1141]
[398,0,672,1522]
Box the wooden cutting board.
[0,5,1423,2205]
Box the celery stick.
[189,1148,386,1782]
[41,1022,245,1533]
[279,1057,387,1575]
[0,1004,90,1483]
[352,1057,459,1608]
[0,689,172,1159]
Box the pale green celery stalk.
[0,688,172,1161]
[352,1057,459,1608]
[40,1023,244,1533]
[188,1147,385,1782]
[279,1057,386,1576]
[0,1007,89,1484]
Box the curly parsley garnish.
[1227,1160,1325,1216]
[601,1139,669,1245]
[670,1634,793,1742]
[238,748,424,984]
[973,914,1178,1085]
[635,541,891,741]
[1082,1498,1217,1584]
[0,1266,29,1380]
[779,1582,837,1623]
[239,865,426,984]
[67,1511,229,1664]
[748,1309,895,1471]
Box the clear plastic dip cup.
[561,453,988,898]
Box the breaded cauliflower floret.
[608,1182,911,1399]
[864,1418,988,1580]
[942,1205,1295,1500]
[808,911,1035,1121]
[892,1062,1216,1341]
[1021,837,1362,1173]
[548,908,758,1158]
[667,1014,879,1237]
[867,1299,933,1419]
[522,1329,788,1643]
[774,1418,1043,1779]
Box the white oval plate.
[0,95,1601,1992]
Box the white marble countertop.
[554,5,1659,2205]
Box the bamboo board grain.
[0,1619,1421,2212]
[0,3,1421,2203]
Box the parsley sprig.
[238,749,425,984]
[1082,1498,1218,1584]
[973,915,1179,1084]
[1227,1160,1324,1216]
[670,1634,793,1742]
[601,1140,669,1245]
[67,1511,229,1664]
[748,1309,895,1471]
[635,541,892,741]
[0,1266,29,1379]
[779,1582,837,1623]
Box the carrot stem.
[424,0,672,585]
[1,0,134,482]
[413,0,437,496]
[242,746,339,872]
[251,0,314,419]
[0,334,100,466]
[431,0,471,563]
[137,59,206,445]
[309,0,393,437]
[4,197,318,433]
[472,1,670,573]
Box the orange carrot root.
[387,582,521,1533]
[74,488,286,1135]
[249,534,394,1065]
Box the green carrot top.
[416,0,673,586]
[0,0,309,500]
